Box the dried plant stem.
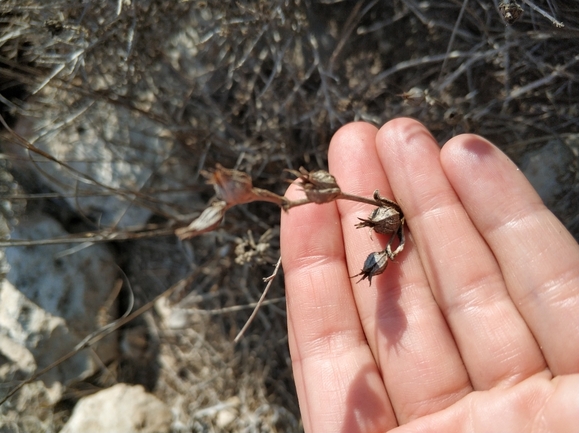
[0,225,176,247]
[250,187,289,207]
[284,192,390,210]
[199,297,285,315]
[439,0,468,80]
[338,192,388,207]
[283,197,312,209]
[234,256,282,343]
[521,0,564,27]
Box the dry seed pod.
[353,250,389,284]
[202,163,256,206]
[287,167,341,204]
[356,206,401,235]
[175,200,227,240]
[499,1,523,25]
[444,107,463,126]
[401,87,426,107]
[201,163,288,208]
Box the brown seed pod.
[499,1,523,25]
[356,206,401,235]
[202,163,256,206]
[354,189,406,284]
[287,167,341,204]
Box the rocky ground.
[0,1,578,432]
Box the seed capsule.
[353,250,389,284]
[356,206,401,235]
[499,1,523,25]
[203,164,256,206]
[401,87,426,107]
[287,168,341,204]
[175,200,227,240]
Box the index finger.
[280,138,396,432]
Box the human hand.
[280,119,579,433]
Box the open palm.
[280,119,579,433]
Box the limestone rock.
[59,384,172,433]
[2,212,118,399]
[12,89,198,229]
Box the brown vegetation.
[1,0,578,431]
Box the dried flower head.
[401,87,426,107]
[202,163,257,206]
[234,229,275,265]
[353,250,389,284]
[356,206,401,235]
[175,200,227,240]
[287,167,341,204]
[499,1,523,25]
[176,164,290,241]
[202,164,289,209]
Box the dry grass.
[1,0,578,431]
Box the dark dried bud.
[444,107,462,126]
[353,250,389,284]
[288,167,341,204]
[175,200,227,240]
[499,1,523,25]
[356,206,401,235]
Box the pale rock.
[216,398,240,428]
[2,212,118,400]
[59,384,172,433]
[12,91,198,229]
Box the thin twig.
[505,54,579,102]
[0,225,176,247]
[197,297,286,315]
[328,0,367,73]
[234,256,282,343]
[284,191,387,210]
[338,191,388,208]
[438,0,469,81]
[521,0,564,27]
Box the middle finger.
[376,118,544,390]
[328,121,471,423]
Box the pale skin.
[280,118,579,433]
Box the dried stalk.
[234,256,283,343]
